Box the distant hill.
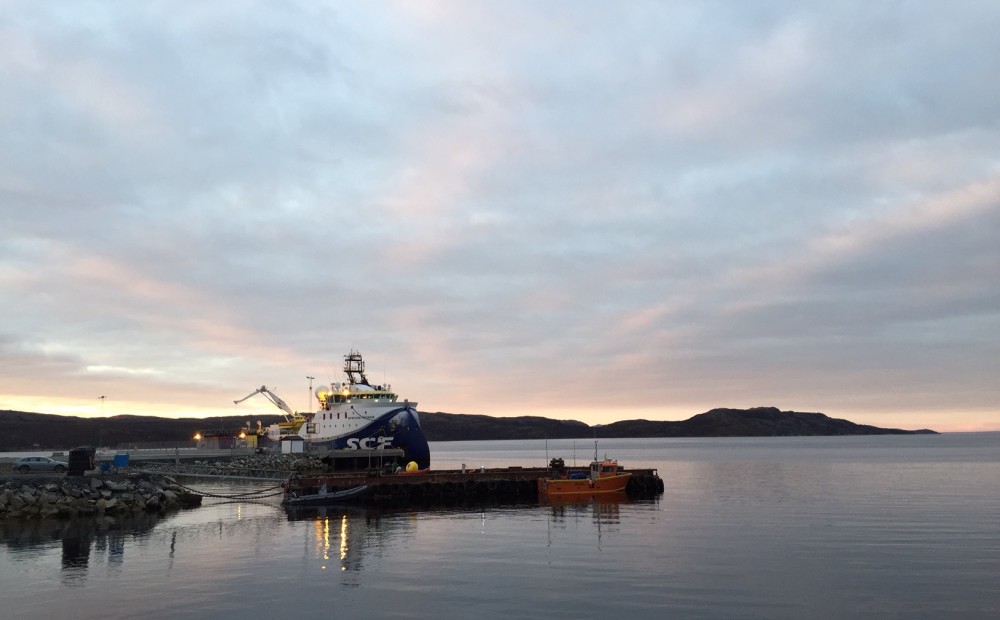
[596,407,936,437]
[0,410,285,451]
[420,407,936,440]
[418,412,594,441]
[0,406,934,451]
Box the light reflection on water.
[1,435,998,619]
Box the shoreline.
[0,472,202,520]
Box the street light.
[306,376,315,413]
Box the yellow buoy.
[405,461,419,472]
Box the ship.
[234,350,430,469]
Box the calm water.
[2,434,998,619]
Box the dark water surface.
[2,434,998,619]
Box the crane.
[234,386,296,420]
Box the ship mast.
[343,349,370,386]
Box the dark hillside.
[418,412,592,441]
[0,410,284,451]
[419,406,932,441]
[0,406,934,450]
[596,407,926,437]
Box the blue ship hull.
[308,406,430,470]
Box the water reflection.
[541,493,630,550]
[543,492,627,523]
[0,513,167,586]
[285,505,397,576]
[0,496,641,595]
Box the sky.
[1,1,998,432]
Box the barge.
[282,465,664,505]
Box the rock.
[38,504,59,519]
[1,472,199,521]
[104,480,129,492]
[177,492,202,508]
[74,497,93,512]
[39,505,61,518]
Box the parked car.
[11,456,67,474]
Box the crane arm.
[233,385,295,419]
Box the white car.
[12,456,67,474]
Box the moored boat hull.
[537,472,631,497]
[283,484,369,505]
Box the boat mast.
[344,349,370,386]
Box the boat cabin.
[591,459,623,480]
[316,383,399,407]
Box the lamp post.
[306,376,315,413]
[98,395,107,449]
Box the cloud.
[1,1,998,431]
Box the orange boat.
[537,449,631,498]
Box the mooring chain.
[167,478,286,500]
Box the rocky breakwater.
[0,475,202,520]
[198,452,324,472]
[144,452,325,476]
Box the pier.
[59,449,666,506]
[285,466,665,505]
